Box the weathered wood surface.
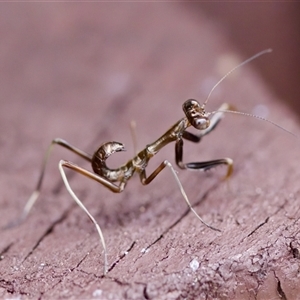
[1,3,300,300]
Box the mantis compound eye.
[192,117,210,130]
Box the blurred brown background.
[197,2,300,115]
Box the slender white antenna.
[203,49,273,107]
[203,48,298,140]
[209,109,299,139]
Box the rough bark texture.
[1,3,300,300]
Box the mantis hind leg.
[139,160,220,231]
[58,160,126,275]
[5,138,93,228]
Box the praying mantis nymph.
[10,48,296,274]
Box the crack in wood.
[0,242,13,261]
[141,181,222,254]
[21,207,73,264]
[107,241,136,273]
[289,241,300,259]
[143,284,149,300]
[71,253,90,271]
[245,199,288,240]
[247,217,270,238]
[103,276,149,299]
[274,272,288,300]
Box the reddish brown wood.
[1,3,300,299]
